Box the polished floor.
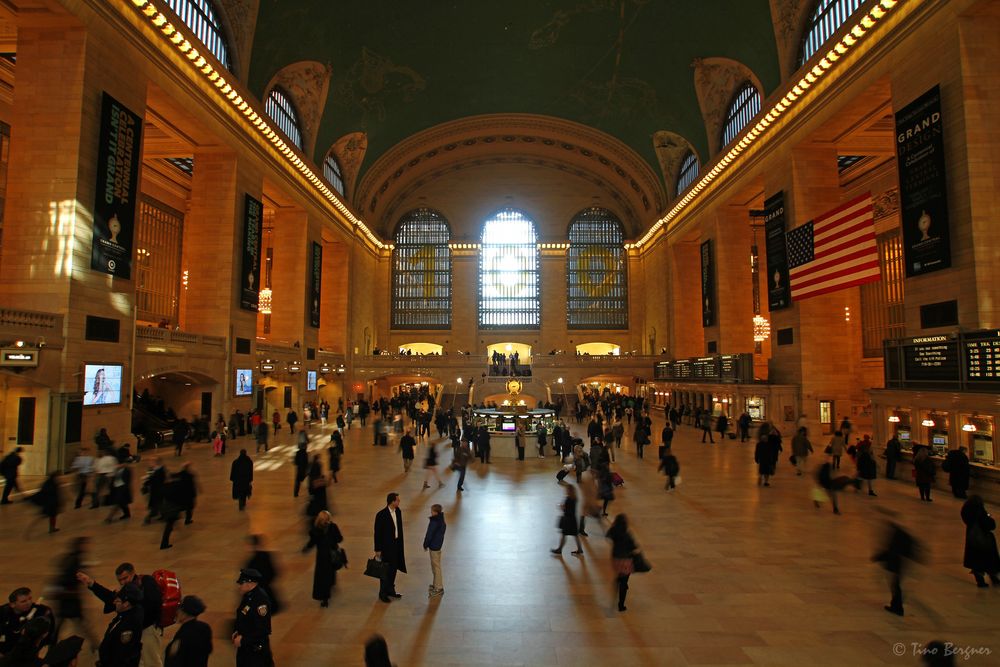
[1,412,997,666]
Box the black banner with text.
[309,241,322,328]
[763,191,791,310]
[239,194,263,312]
[701,239,715,328]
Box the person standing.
[1,447,23,504]
[286,409,298,435]
[514,423,526,461]
[633,421,649,459]
[944,446,971,499]
[232,569,272,667]
[271,410,281,437]
[755,433,777,487]
[423,504,446,598]
[399,430,416,473]
[884,434,902,480]
[737,411,751,443]
[302,511,343,608]
[791,427,813,476]
[914,446,936,502]
[960,495,1000,587]
[293,442,308,498]
[536,423,547,458]
[96,584,144,667]
[373,493,407,603]
[828,431,846,469]
[551,485,583,557]
[163,596,212,667]
[230,450,254,511]
[453,440,471,492]
[700,411,715,444]
[105,462,134,523]
[856,436,878,496]
[715,413,729,440]
[421,442,444,489]
[71,447,97,509]
[255,420,269,454]
[478,427,492,464]
[0,587,55,655]
[606,514,640,612]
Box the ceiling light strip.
[634,0,902,249]
[126,0,386,249]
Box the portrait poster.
[763,191,791,310]
[91,93,142,279]
[239,194,263,311]
[895,85,951,277]
[701,239,715,328]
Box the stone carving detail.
[217,0,260,83]
[691,57,764,158]
[652,131,698,199]
[266,61,332,158]
[769,0,813,81]
[332,48,425,124]
[329,132,368,204]
[873,188,900,221]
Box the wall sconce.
[961,423,977,432]
[887,415,901,423]
[921,418,935,427]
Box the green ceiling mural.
[248,0,781,180]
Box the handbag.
[632,552,652,573]
[364,558,387,580]
[331,547,347,571]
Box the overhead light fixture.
[921,418,935,427]
[962,423,977,432]
[887,415,901,423]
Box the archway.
[575,342,621,356]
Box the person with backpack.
[77,562,165,667]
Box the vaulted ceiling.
[247,0,781,190]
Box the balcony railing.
[135,326,226,347]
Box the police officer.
[0,587,55,655]
[232,569,272,667]
[98,583,143,667]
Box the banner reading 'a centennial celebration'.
[763,191,790,310]
[701,239,715,328]
[895,85,951,277]
[310,241,322,328]
[91,93,143,279]
[240,194,263,312]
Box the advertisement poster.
[895,85,951,277]
[763,191,790,310]
[83,364,123,406]
[235,369,253,396]
[91,93,142,279]
[310,241,322,328]
[700,239,715,328]
[240,194,263,311]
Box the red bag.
[611,472,625,487]
[151,569,182,628]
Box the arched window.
[799,0,866,66]
[323,153,345,196]
[721,83,762,148]
[163,0,231,71]
[676,152,699,196]
[479,209,540,328]
[567,208,628,329]
[264,87,303,150]
[392,210,451,329]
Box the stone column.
[268,207,308,345]
[668,240,704,357]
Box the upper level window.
[721,83,762,148]
[676,152,699,196]
[392,209,452,329]
[264,87,302,150]
[567,208,628,330]
[163,0,231,71]
[799,0,866,66]
[480,209,540,329]
[323,153,345,196]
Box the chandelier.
[752,314,771,342]
[258,287,273,315]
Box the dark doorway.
[17,397,36,444]
[65,400,83,445]
[200,392,212,419]
[283,386,292,409]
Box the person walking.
[244,535,283,616]
[815,459,858,515]
[399,430,416,473]
[1,447,23,504]
[715,413,729,441]
[960,495,1000,587]
[71,446,98,509]
[633,421,650,459]
[658,447,680,491]
[293,442,309,498]
[700,411,715,444]
[944,446,971,499]
[551,485,583,557]
[914,445,936,502]
[105,462,133,523]
[423,504,446,598]
[142,457,166,524]
[791,427,812,476]
[164,595,212,667]
[606,514,642,612]
[873,514,920,616]
[255,420,269,454]
[302,511,344,607]
[828,431,846,469]
[305,456,329,519]
[229,450,253,511]
[27,472,62,535]
[596,466,615,517]
[884,434,902,480]
[158,474,185,550]
[856,435,878,497]
[271,410,281,437]
[94,448,117,509]
[422,442,444,489]
[737,411,751,443]
[327,442,342,484]
[50,537,97,647]
[453,440,471,492]
[286,409,298,435]
[755,432,777,487]
[536,424,547,458]
[174,462,197,525]
[373,493,406,603]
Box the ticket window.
[924,412,950,457]
[746,397,765,421]
[963,416,995,466]
[819,400,834,435]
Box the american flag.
[786,194,880,301]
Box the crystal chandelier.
[753,314,770,342]
[258,287,272,315]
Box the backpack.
[152,569,182,628]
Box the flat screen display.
[235,369,253,396]
[501,420,516,432]
[306,371,317,391]
[83,364,123,406]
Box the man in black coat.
[293,443,309,498]
[232,569,272,667]
[0,447,22,504]
[143,458,167,524]
[174,462,197,524]
[77,563,163,667]
[230,450,254,511]
[373,492,406,603]
[164,595,212,667]
[944,446,971,499]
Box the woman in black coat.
[29,471,62,533]
[229,449,253,511]
[960,495,1000,587]
[302,510,344,607]
[606,513,639,612]
[856,437,878,496]
[754,435,777,486]
[306,456,328,518]
[944,446,971,499]
[551,485,582,556]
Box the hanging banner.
[239,194,263,312]
[895,85,951,277]
[701,239,715,328]
[91,93,142,279]
[309,241,322,328]
[763,191,790,310]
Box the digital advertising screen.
[235,369,253,396]
[83,364,123,406]
[307,370,317,391]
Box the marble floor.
[1,413,998,666]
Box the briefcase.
[364,558,387,579]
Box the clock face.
[506,379,522,395]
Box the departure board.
[652,354,752,383]
[964,330,1000,385]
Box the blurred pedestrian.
[914,446,936,502]
[872,513,921,616]
[606,514,643,612]
[943,446,970,499]
[856,435,878,496]
[229,450,253,511]
[302,511,343,608]
[27,472,62,535]
[960,495,1000,587]
[244,535,282,615]
[551,485,582,557]
[164,595,212,667]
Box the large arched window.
[163,0,231,71]
[323,153,345,196]
[567,208,628,329]
[676,152,699,196]
[799,0,866,66]
[479,209,540,328]
[264,87,303,150]
[391,209,452,329]
[721,83,761,148]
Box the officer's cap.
[236,568,263,584]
